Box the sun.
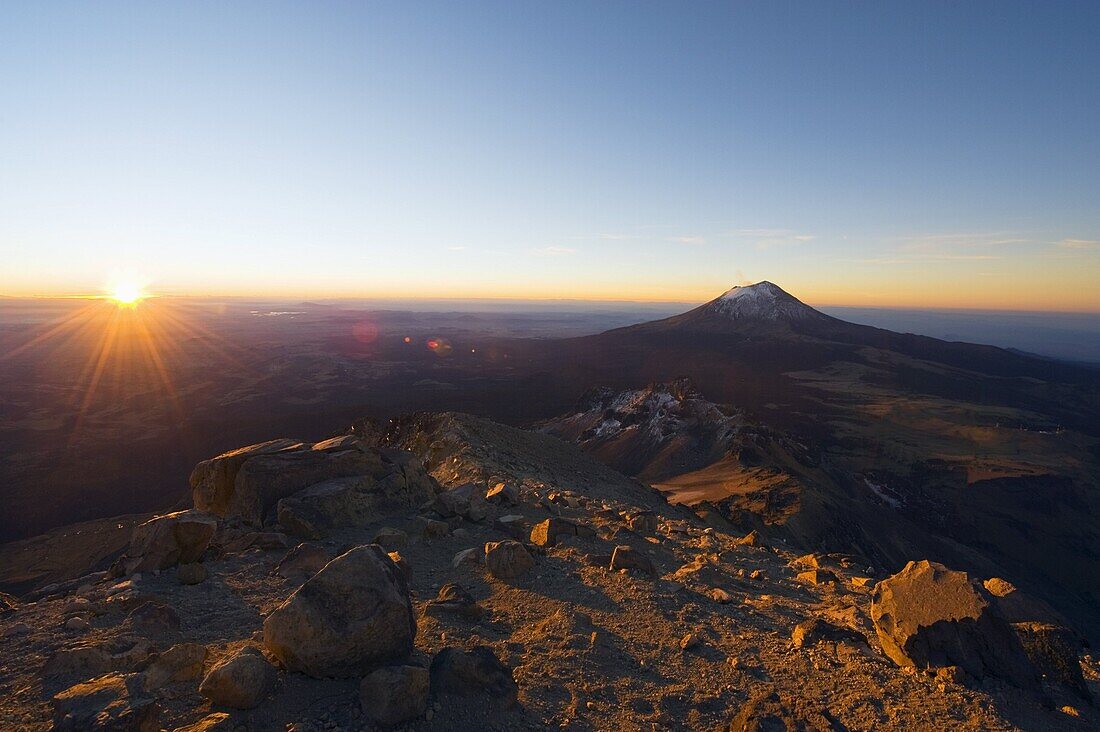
[109,281,146,306]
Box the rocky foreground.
[0,412,1097,731]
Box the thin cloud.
[446,246,468,251]
[531,246,576,257]
[1058,238,1100,250]
[666,236,706,245]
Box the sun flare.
[108,281,146,306]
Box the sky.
[2,1,1099,311]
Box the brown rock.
[429,646,517,705]
[198,647,275,709]
[128,510,217,572]
[484,540,535,580]
[172,712,236,731]
[870,560,1038,690]
[790,618,867,649]
[276,543,330,584]
[126,601,181,633]
[263,545,415,677]
[529,518,577,548]
[609,545,656,577]
[424,583,482,620]
[51,672,159,731]
[359,665,429,726]
[486,482,519,506]
[44,646,112,679]
[372,527,408,551]
[1013,621,1090,699]
[796,569,838,586]
[142,643,208,690]
[735,530,764,548]
[627,511,658,533]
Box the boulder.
[529,518,577,548]
[870,560,1038,689]
[486,482,519,506]
[198,647,275,709]
[627,511,658,533]
[609,545,657,577]
[452,548,480,568]
[191,440,390,523]
[142,643,208,690]
[728,688,836,732]
[263,545,415,677]
[388,551,412,583]
[372,527,408,550]
[424,583,481,619]
[417,517,451,539]
[495,515,527,540]
[796,569,838,586]
[484,540,534,580]
[126,601,181,633]
[1012,622,1090,700]
[359,665,429,726]
[790,618,867,649]
[277,473,417,539]
[44,646,113,679]
[51,673,159,731]
[430,483,487,522]
[429,646,517,706]
[128,510,217,572]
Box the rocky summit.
[0,414,1097,730]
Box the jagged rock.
[51,672,159,731]
[126,601,181,633]
[372,527,408,550]
[359,665,430,726]
[791,618,867,649]
[796,569,838,586]
[680,633,701,651]
[627,510,658,533]
[495,515,527,540]
[190,439,305,515]
[529,518,577,548]
[173,713,237,731]
[790,553,825,569]
[276,543,330,584]
[109,638,157,672]
[983,577,1069,626]
[424,583,481,619]
[486,482,519,506]
[177,563,207,585]
[388,551,412,583]
[198,647,275,709]
[735,530,764,548]
[142,643,208,690]
[127,510,217,572]
[609,545,657,577]
[263,545,415,677]
[1013,622,1090,700]
[430,483,487,522]
[44,646,113,679]
[276,475,408,539]
[429,646,517,705]
[870,560,1038,689]
[484,540,534,579]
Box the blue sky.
[2,1,1099,309]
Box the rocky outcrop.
[51,672,159,731]
[191,437,435,526]
[263,545,415,677]
[198,647,275,709]
[127,510,216,572]
[870,561,1038,689]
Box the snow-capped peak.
[707,281,820,321]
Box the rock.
[190,438,305,515]
[483,540,535,580]
[51,673,159,731]
[870,560,1038,689]
[790,618,867,649]
[984,577,1070,627]
[142,643,208,690]
[790,553,824,569]
[44,646,113,679]
[728,688,836,732]
[1012,622,1090,699]
[65,616,91,631]
[679,633,700,651]
[796,569,838,586]
[126,601,181,633]
[127,510,217,572]
[429,646,517,705]
[851,577,873,588]
[495,515,527,540]
[417,517,451,539]
[372,527,408,550]
[277,477,391,539]
[276,543,330,584]
[388,551,412,583]
[4,621,31,637]
[198,647,275,709]
[173,712,236,731]
[424,583,482,619]
[452,548,480,568]
[177,563,208,585]
[0,590,18,614]
[263,545,415,677]
[430,483,488,522]
[735,530,764,548]
[529,518,577,548]
[359,665,429,726]
[486,482,518,506]
[110,638,157,672]
[609,545,657,577]
[627,511,658,533]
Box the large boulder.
[198,647,275,709]
[190,439,305,515]
[429,646,517,706]
[263,545,415,677]
[51,673,159,731]
[128,510,217,572]
[870,560,1038,689]
[484,540,534,580]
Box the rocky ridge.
[0,413,1096,730]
